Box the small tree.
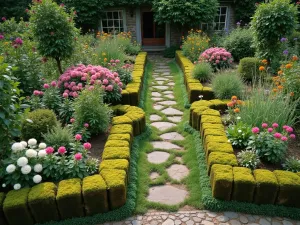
[29,0,78,74]
[251,0,298,69]
[152,0,219,26]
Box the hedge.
[238,57,261,81]
[28,182,59,223]
[175,51,214,103]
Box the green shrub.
[226,121,252,149]
[232,167,256,203]
[43,123,74,149]
[223,28,255,61]
[163,46,180,58]
[56,178,84,219]
[21,109,57,141]
[125,42,141,56]
[73,86,112,135]
[253,169,278,205]
[238,57,261,81]
[3,188,34,225]
[283,157,300,173]
[28,182,59,223]
[237,150,260,170]
[211,72,245,99]
[192,62,213,82]
[82,175,108,215]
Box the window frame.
[200,6,229,32]
[100,9,127,33]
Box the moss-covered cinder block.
[200,87,214,100]
[207,152,238,175]
[125,112,145,136]
[112,116,133,126]
[210,164,233,201]
[102,147,130,160]
[107,134,132,144]
[82,175,108,216]
[115,105,130,115]
[201,115,222,125]
[127,87,139,106]
[0,193,7,225]
[100,169,127,210]
[3,188,34,225]
[206,142,234,158]
[201,109,221,117]
[274,170,300,207]
[232,167,256,203]
[110,124,133,137]
[209,99,228,111]
[105,140,130,148]
[28,182,59,223]
[56,178,84,219]
[99,159,129,173]
[190,106,209,128]
[253,169,278,205]
[201,123,225,137]
[204,135,229,151]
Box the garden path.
[99,55,300,225]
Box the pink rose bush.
[248,122,296,163]
[199,47,233,70]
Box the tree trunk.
[55,57,63,74]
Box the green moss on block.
[207,152,238,175]
[102,147,130,160]
[116,105,130,115]
[210,164,233,201]
[201,123,224,137]
[202,109,221,117]
[253,169,278,205]
[3,188,34,225]
[125,112,145,136]
[127,88,139,106]
[206,142,234,158]
[110,124,133,137]
[56,178,84,219]
[82,175,108,215]
[274,170,300,207]
[101,169,127,210]
[203,128,226,138]
[232,167,256,203]
[0,193,7,225]
[105,140,130,148]
[205,135,229,150]
[107,134,132,144]
[100,159,129,173]
[28,182,59,223]
[190,106,209,127]
[201,115,222,125]
[190,100,212,110]
[112,116,133,126]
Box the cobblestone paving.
[100,55,300,225]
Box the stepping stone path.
[98,55,300,225]
[158,101,177,106]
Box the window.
[215,6,228,31]
[101,10,125,33]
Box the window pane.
[219,23,225,31]
[103,28,109,33]
[119,11,123,19]
[114,20,119,28]
[221,7,227,14]
[220,15,226,23]
[107,12,113,19]
[113,11,119,19]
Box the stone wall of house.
[125,7,137,41]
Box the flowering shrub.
[1,136,98,190]
[227,121,252,149]
[237,150,261,170]
[181,29,210,62]
[247,123,296,163]
[58,64,123,103]
[199,47,233,71]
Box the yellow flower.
[102,52,106,56]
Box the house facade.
[99,1,235,48]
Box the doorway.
[142,11,165,46]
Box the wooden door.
[142,11,165,46]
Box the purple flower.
[1,17,6,21]
[280,37,288,42]
[236,21,241,26]
[283,49,289,55]
[14,37,23,45]
[0,35,4,40]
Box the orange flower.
[285,64,292,69]
[278,70,283,75]
[290,92,295,97]
[234,108,240,113]
[273,88,278,92]
[292,55,298,61]
[259,66,265,71]
[227,102,234,107]
[277,85,283,90]
[262,59,268,64]
[231,96,237,101]
[237,100,243,105]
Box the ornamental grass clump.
[192,62,212,82]
[199,47,233,71]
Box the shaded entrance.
[142,11,165,46]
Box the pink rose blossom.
[51,81,57,87]
[252,127,260,134]
[106,85,113,92]
[272,123,279,128]
[70,118,75,123]
[88,86,94,91]
[286,127,293,133]
[281,136,288,141]
[43,83,50,89]
[58,146,66,155]
[72,92,78,98]
[274,133,282,139]
[262,123,268,128]
[63,92,69,98]
[83,142,92,150]
[75,134,82,141]
[45,147,54,154]
[267,128,273,133]
[84,123,89,128]
[33,90,40,96]
[74,153,82,160]
[290,134,296,139]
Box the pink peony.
[51,81,57,87]
[83,142,92,150]
[58,146,66,155]
[88,86,94,91]
[215,60,220,64]
[72,92,78,98]
[262,123,268,128]
[252,127,260,134]
[33,90,40,96]
[75,134,82,141]
[283,125,288,129]
[70,118,75,123]
[272,123,279,128]
[63,92,69,98]
[267,128,273,133]
[43,83,50,89]
[74,153,82,161]
[281,136,288,141]
[84,123,89,128]
[290,134,296,139]
[45,147,54,154]
[102,79,109,85]
[274,133,282,139]
[106,85,113,92]
[286,127,293,133]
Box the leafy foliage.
[0,0,31,21]
[163,46,180,58]
[29,0,78,73]
[43,124,74,150]
[283,157,300,172]
[227,121,252,149]
[237,150,260,170]
[251,0,298,69]
[152,0,219,26]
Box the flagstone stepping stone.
[158,101,177,106]
[162,72,170,75]
[150,114,162,121]
[147,151,170,164]
[160,132,184,141]
[156,78,169,81]
[161,107,183,116]
[152,92,162,97]
[151,141,182,150]
[165,94,174,99]
[163,91,173,94]
[167,164,189,181]
[153,86,169,90]
[153,105,164,110]
[150,172,160,180]
[156,81,165,85]
[147,185,188,205]
[152,97,164,101]
[151,122,176,131]
[167,116,182,123]
[168,82,175,86]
